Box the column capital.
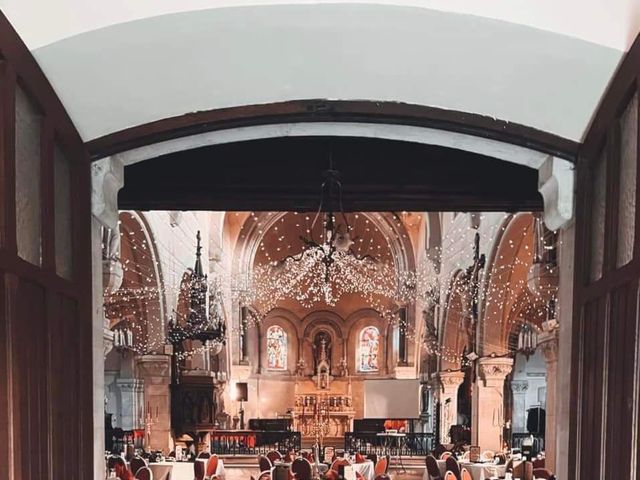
[115,378,145,392]
[538,156,574,230]
[437,370,466,392]
[136,354,171,378]
[478,357,513,387]
[104,327,115,358]
[91,155,124,229]
[510,379,529,394]
[538,330,559,364]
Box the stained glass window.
[358,326,380,372]
[266,325,287,370]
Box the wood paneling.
[572,34,640,480]
[0,10,92,480]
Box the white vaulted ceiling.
[1,1,638,142]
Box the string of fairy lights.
[105,211,559,364]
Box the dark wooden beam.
[87,99,579,162]
[119,136,543,212]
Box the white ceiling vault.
[1,1,638,143]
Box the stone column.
[116,378,145,430]
[137,354,172,453]
[510,380,529,433]
[437,371,465,443]
[538,330,559,472]
[91,156,124,479]
[474,357,513,451]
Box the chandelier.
[246,169,405,314]
[167,231,226,351]
[516,322,538,359]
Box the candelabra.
[310,395,331,450]
[141,403,159,453]
[492,404,510,451]
[113,326,134,353]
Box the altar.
[293,382,355,441]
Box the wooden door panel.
[0,12,93,480]
[573,35,640,480]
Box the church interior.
[102,205,561,479]
[0,2,638,480]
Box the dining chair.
[425,454,443,480]
[434,444,447,459]
[134,466,152,480]
[460,468,472,480]
[532,458,546,469]
[532,468,553,479]
[330,458,350,472]
[445,456,462,480]
[194,460,205,480]
[257,470,271,480]
[258,455,272,473]
[524,461,535,480]
[130,456,147,475]
[206,454,219,478]
[374,455,389,476]
[291,457,313,480]
[444,471,457,480]
[107,455,121,471]
[267,450,282,464]
[324,469,339,480]
[440,451,453,460]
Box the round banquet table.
[429,459,506,480]
[351,460,375,480]
[148,458,225,480]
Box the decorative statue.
[313,338,333,390]
[312,332,332,374]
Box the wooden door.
[0,13,93,480]
[571,36,640,479]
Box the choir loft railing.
[511,432,544,453]
[344,432,436,457]
[210,430,301,455]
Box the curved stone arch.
[345,308,388,375]
[479,212,536,355]
[123,210,167,321]
[257,308,301,376]
[230,211,417,319]
[438,269,470,371]
[104,210,166,354]
[234,211,414,275]
[504,290,549,349]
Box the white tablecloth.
[423,460,505,480]
[352,460,375,480]
[149,459,225,480]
